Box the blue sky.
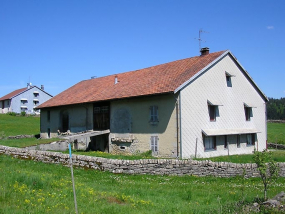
[0,0,284,98]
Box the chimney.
[41,85,44,90]
[200,47,210,56]
[114,75,118,84]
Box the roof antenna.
[194,29,209,50]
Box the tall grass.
[1,154,284,214]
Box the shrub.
[20,111,26,117]
[7,112,17,116]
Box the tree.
[253,149,279,200]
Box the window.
[21,99,28,104]
[47,110,50,121]
[246,134,255,146]
[225,71,234,87]
[150,136,159,155]
[244,107,251,121]
[226,75,232,87]
[204,135,216,150]
[237,135,240,148]
[150,106,159,124]
[208,105,216,121]
[224,135,228,149]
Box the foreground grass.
[267,122,285,144]
[0,154,285,214]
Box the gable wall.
[180,54,267,158]
[10,87,52,114]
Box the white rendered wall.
[11,87,52,114]
[180,54,267,158]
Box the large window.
[204,136,216,150]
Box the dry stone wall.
[0,145,285,177]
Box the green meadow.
[1,114,285,213]
[0,154,285,214]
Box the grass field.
[0,115,285,213]
[0,114,40,136]
[267,122,285,144]
[0,154,284,214]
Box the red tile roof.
[37,50,226,108]
[0,88,27,101]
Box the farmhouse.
[0,84,53,115]
[37,48,268,158]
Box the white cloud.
[267,26,274,30]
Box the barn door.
[93,102,110,130]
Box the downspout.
[176,99,179,158]
[179,93,182,159]
[173,92,181,158]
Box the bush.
[20,111,26,117]
[7,112,17,116]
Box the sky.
[0,0,284,99]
